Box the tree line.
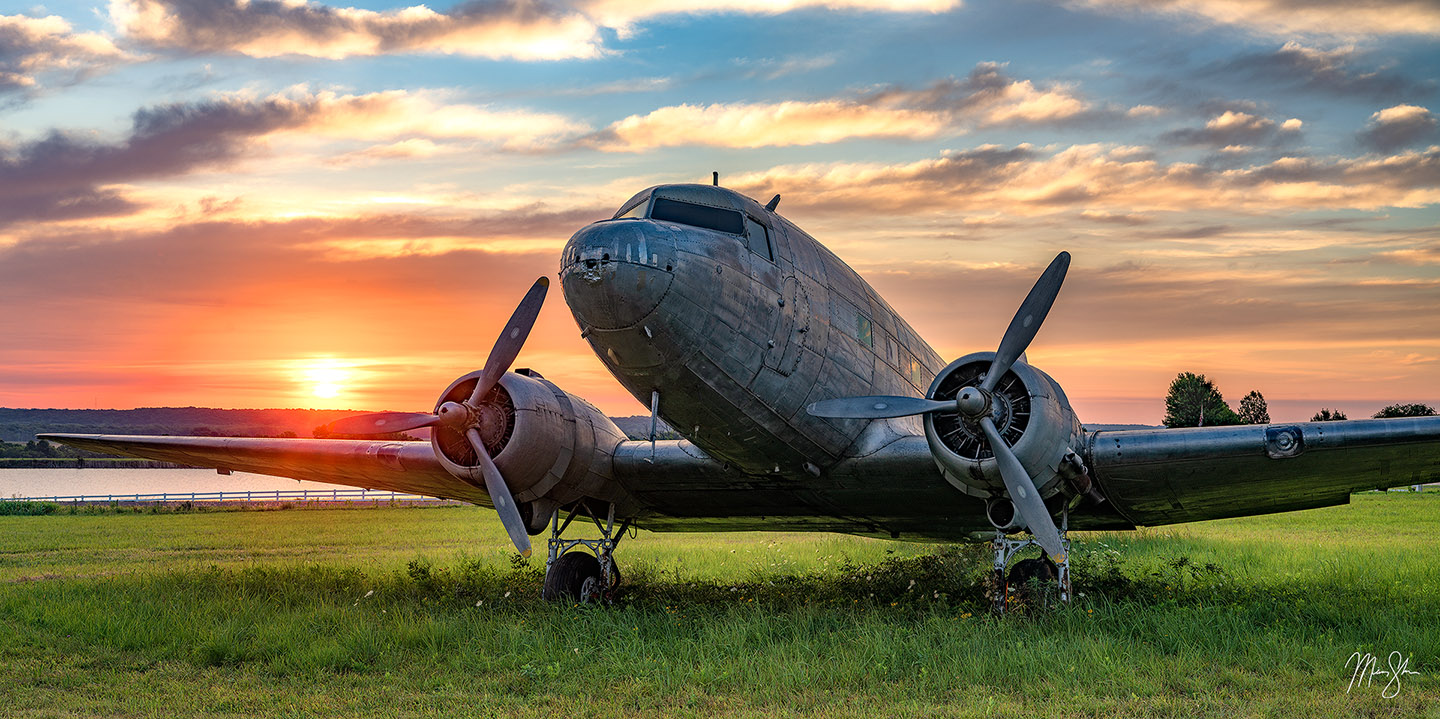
[1162,372,1436,428]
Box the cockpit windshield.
[649,197,744,235]
[613,190,651,219]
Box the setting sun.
[297,358,353,403]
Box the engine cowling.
[430,369,632,529]
[922,352,1084,505]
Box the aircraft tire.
[1006,556,1058,588]
[542,551,602,602]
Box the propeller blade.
[466,428,532,557]
[978,416,1066,562]
[981,252,1069,393]
[324,411,439,436]
[468,277,549,406]
[807,396,956,419]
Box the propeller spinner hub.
[956,386,991,418]
[437,401,472,430]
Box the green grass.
[1,494,1437,717]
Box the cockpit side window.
[650,198,744,235]
[745,216,774,262]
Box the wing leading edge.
[1088,417,1440,526]
[37,434,491,505]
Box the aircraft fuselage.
[560,183,946,477]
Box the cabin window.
[855,313,873,348]
[745,216,774,262]
[906,353,930,388]
[650,198,744,235]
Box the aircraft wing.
[1087,417,1440,526]
[36,434,492,505]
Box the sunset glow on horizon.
[2,1,1437,424]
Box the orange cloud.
[1067,0,1440,37]
[588,64,1109,150]
[0,14,133,93]
[110,0,605,60]
[0,88,587,229]
[109,0,960,61]
[1358,104,1438,151]
[593,100,950,150]
[731,143,1440,215]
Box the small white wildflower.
[364,590,374,598]
[504,591,512,598]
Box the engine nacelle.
[430,369,631,529]
[922,352,1084,502]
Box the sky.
[1,0,1437,424]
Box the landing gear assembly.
[541,501,629,603]
[990,506,1072,614]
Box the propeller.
[321,277,550,557]
[806,252,1071,562]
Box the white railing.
[2,488,454,504]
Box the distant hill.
[0,407,363,442]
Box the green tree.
[1237,390,1270,424]
[1163,372,1240,427]
[1372,403,1437,418]
[1311,408,1348,421]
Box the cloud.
[0,89,585,226]
[1066,0,1440,38]
[1161,110,1301,148]
[863,64,1098,126]
[1212,42,1433,100]
[109,0,606,60]
[110,0,958,61]
[730,143,1440,216]
[587,100,951,150]
[0,14,133,95]
[584,63,1117,150]
[579,0,957,33]
[1357,104,1438,151]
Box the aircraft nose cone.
[560,221,675,330]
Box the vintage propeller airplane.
[45,181,1440,607]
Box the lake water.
[1,468,357,500]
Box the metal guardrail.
[2,488,454,504]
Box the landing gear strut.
[541,501,629,603]
[991,507,1071,614]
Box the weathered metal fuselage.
[557,184,1091,537]
[560,184,946,474]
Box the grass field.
[2,494,1437,718]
